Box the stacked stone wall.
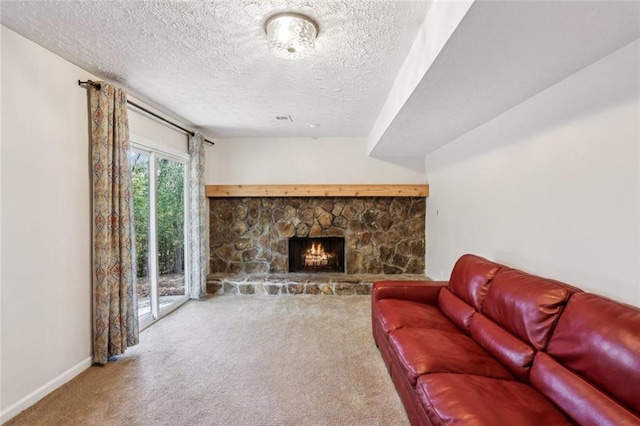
[209,197,425,275]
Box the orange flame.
[303,242,334,267]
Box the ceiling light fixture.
[265,12,319,60]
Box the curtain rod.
[78,80,214,146]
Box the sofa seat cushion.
[375,299,461,334]
[416,373,572,426]
[389,328,513,386]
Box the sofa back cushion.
[470,314,535,382]
[482,268,578,351]
[448,254,500,311]
[544,293,640,417]
[439,288,475,332]
[531,352,640,425]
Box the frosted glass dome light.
[265,13,319,60]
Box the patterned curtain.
[90,82,138,365]
[189,133,207,298]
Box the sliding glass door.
[130,146,189,329]
[130,150,153,323]
[156,157,187,313]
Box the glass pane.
[130,151,152,321]
[156,157,186,310]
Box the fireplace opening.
[288,237,345,273]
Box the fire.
[303,242,335,267]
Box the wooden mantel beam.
[205,184,429,198]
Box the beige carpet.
[7,296,408,426]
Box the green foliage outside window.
[130,153,185,278]
[156,158,185,275]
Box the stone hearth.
[209,197,426,275]
[206,273,430,296]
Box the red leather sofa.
[372,254,640,425]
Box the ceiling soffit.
[369,1,640,158]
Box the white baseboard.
[1,356,92,424]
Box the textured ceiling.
[0,0,431,139]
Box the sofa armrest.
[372,280,448,306]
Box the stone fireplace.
[288,237,345,273]
[209,196,425,276]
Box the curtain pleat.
[90,83,138,364]
[189,133,207,298]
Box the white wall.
[425,40,640,306]
[205,137,425,184]
[1,26,94,420]
[0,26,193,422]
